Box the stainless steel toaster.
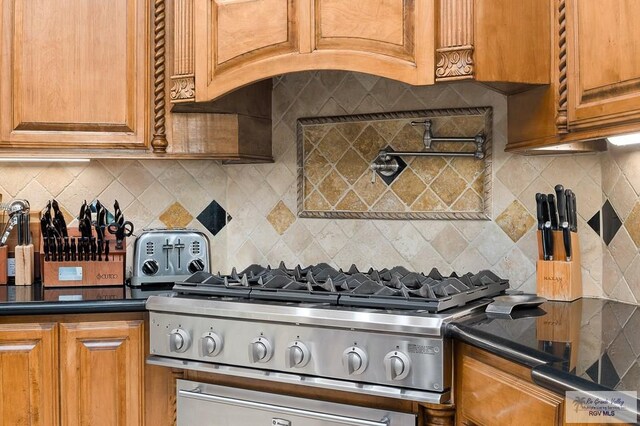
[131,229,210,286]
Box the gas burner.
[173,262,509,313]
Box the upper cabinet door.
[193,0,433,100]
[567,0,640,129]
[0,323,57,426]
[0,0,149,149]
[59,320,144,426]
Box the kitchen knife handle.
[563,226,572,261]
[555,184,566,223]
[535,193,545,229]
[548,194,558,230]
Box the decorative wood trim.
[152,0,169,153]
[296,107,492,221]
[556,0,568,133]
[436,0,474,81]
[170,75,196,103]
[171,0,195,103]
[435,46,474,81]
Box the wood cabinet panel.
[315,0,413,61]
[0,323,57,426]
[0,0,149,149]
[60,320,143,426]
[567,0,640,129]
[214,0,296,66]
[455,343,564,426]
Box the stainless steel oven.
[177,380,416,426]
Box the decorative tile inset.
[496,200,536,242]
[602,199,623,245]
[298,108,492,219]
[587,210,601,236]
[159,202,193,229]
[267,201,296,235]
[624,201,640,248]
[197,200,230,236]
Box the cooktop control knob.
[200,332,222,357]
[285,341,310,368]
[383,351,411,381]
[342,347,368,375]
[142,259,159,276]
[168,328,191,353]
[188,258,205,273]
[249,337,273,363]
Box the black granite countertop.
[0,283,174,315]
[448,298,639,419]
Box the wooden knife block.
[0,246,7,285]
[39,227,126,287]
[536,230,582,301]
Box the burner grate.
[172,262,509,312]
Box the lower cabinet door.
[60,320,144,426]
[0,323,57,426]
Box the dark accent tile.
[375,147,407,186]
[586,359,600,382]
[599,351,621,389]
[602,200,622,245]
[197,200,230,236]
[587,210,601,236]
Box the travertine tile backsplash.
[0,70,633,303]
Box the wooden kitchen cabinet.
[454,342,565,426]
[507,0,640,152]
[566,0,640,130]
[0,0,150,150]
[59,320,144,426]
[186,0,433,102]
[0,313,147,426]
[0,323,57,426]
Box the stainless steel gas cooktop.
[147,263,509,403]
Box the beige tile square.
[317,127,350,163]
[390,169,426,206]
[624,202,640,248]
[305,149,331,185]
[353,173,386,207]
[317,171,348,205]
[450,157,484,183]
[451,189,482,212]
[335,121,366,141]
[138,181,174,216]
[411,157,447,185]
[304,191,331,211]
[335,191,367,211]
[335,149,368,185]
[495,200,536,242]
[36,166,75,198]
[390,123,424,152]
[352,126,387,161]
[372,191,405,212]
[430,166,466,206]
[267,201,296,235]
[411,188,447,211]
[118,161,155,196]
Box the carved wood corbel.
[170,0,195,103]
[436,0,474,81]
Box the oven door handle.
[179,388,391,426]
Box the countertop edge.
[0,299,147,315]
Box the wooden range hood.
[167,0,549,162]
